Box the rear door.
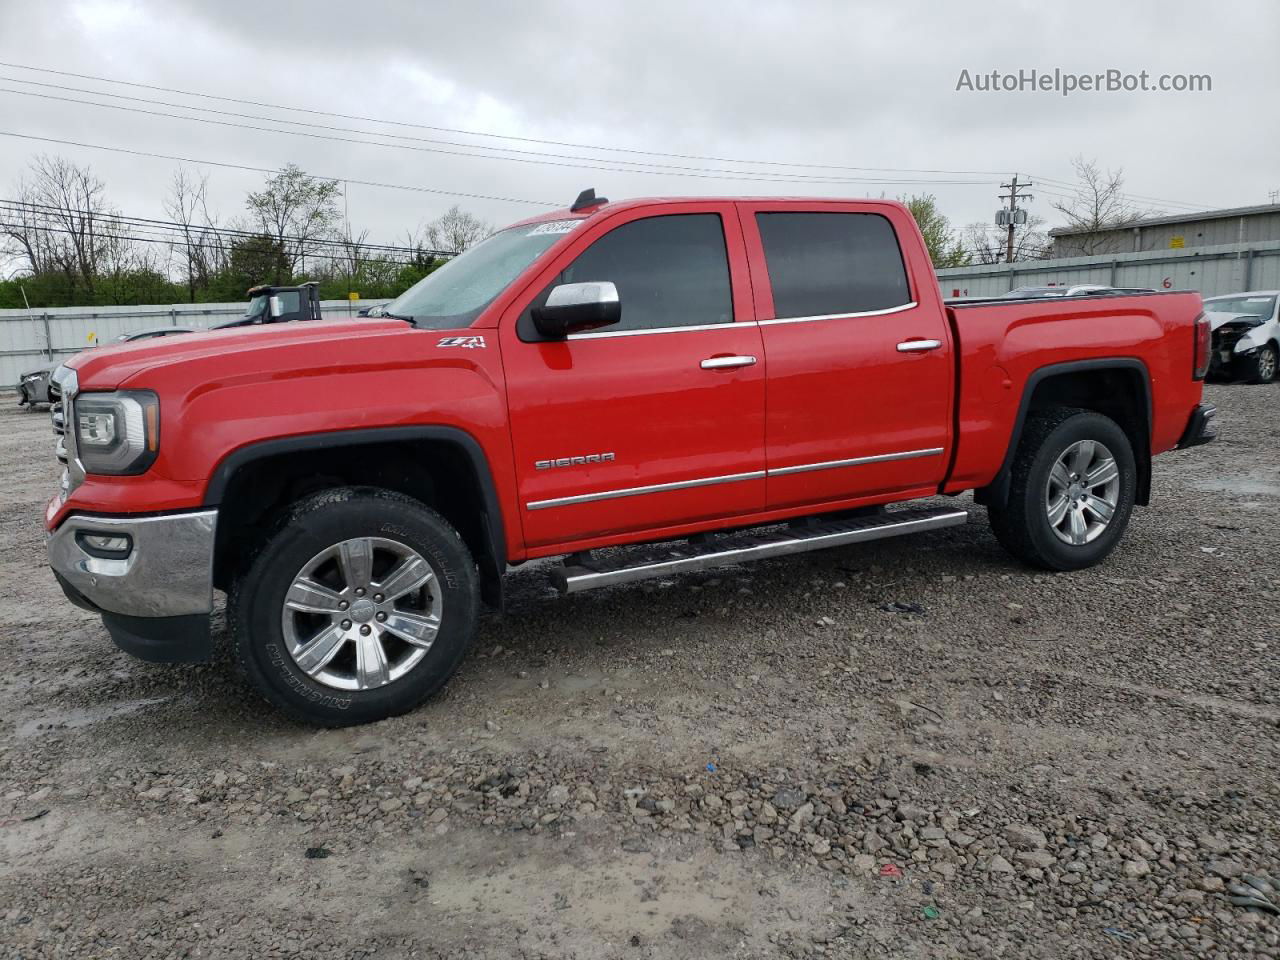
[740,202,954,510]
[501,204,766,550]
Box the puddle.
[17,696,170,738]
[1188,475,1280,497]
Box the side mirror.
[532,282,620,339]
[268,295,284,319]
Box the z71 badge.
[437,335,486,349]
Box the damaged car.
[1204,291,1279,383]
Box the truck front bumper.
[48,509,218,663]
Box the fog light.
[77,531,133,558]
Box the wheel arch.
[977,359,1152,510]
[205,426,506,608]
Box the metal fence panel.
[937,240,1280,301]
[1,299,391,387]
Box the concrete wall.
[937,239,1280,300]
[1,299,391,387]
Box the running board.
[550,506,968,595]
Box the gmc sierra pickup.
[45,191,1218,725]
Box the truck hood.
[67,319,408,389]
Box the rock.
[1089,832,1108,850]
[1206,860,1245,879]
[772,788,805,811]
[621,837,650,853]
[852,854,875,872]
[896,804,930,823]
[948,831,977,848]
[1122,859,1151,878]
[988,855,1015,874]
[1016,850,1056,870]
[1003,823,1047,850]
[484,720,501,732]
[811,838,831,856]
[863,831,887,854]
[919,826,947,842]
[378,797,404,813]
[1200,876,1225,892]
[545,785,570,806]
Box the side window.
[755,212,911,319]
[560,214,733,332]
[277,290,301,316]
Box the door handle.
[896,339,943,353]
[700,355,758,370]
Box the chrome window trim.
[526,469,766,511]
[768,447,944,477]
[757,301,917,326]
[566,320,738,340]
[524,446,945,510]
[562,301,918,339]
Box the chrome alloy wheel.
[281,537,442,691]
[1259,346,1278,382]
[1045,440,1120,546]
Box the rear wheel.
[230,487,479,726]
[988,409,1136,571]
[1244,343,1278,384]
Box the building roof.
[1049,202,1280,237]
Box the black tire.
[987,408,1137,571]
[230,486,480,726]
[1243,343,1278,384]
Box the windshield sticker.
[437,335,486,349]
[526,219,583,237]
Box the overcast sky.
[0,0,1275,249]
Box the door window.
[755,212,911,318]
[559,214,734,332]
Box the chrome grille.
[48,365,81,501]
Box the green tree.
[901,194,970,268]
[245,164,341,276]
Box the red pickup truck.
[45,191,1217,725]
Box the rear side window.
[755,212,911,318]
[560,214,733,332]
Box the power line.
[0,220,426,268]
[0,60,1016,179]
[0,130,561,207]
[0,86,997,188]
[0,75,1005,187]
[0,197,453,257]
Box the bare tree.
[424,205,492,253]
[964,215,1050,264]
[1,155,133,297]
[1050,156,1159,257]
[164,167,227,302]
[245,163,342,276]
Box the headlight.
[21,372,44,382]
[73,390,160,475]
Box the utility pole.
[997,174,1034,263]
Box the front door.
[740,202,954,510]
[501,205,766,551]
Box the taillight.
[1192,313,1210,380]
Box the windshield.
[1206,295,1275,318]
[244,295,268,320]
[384,219,583,328]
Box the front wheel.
[988,409,1137,571]
[1243,343,1278,384]
[230,487,480,726]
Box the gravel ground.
[1,384,1277,959]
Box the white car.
[1204,291,1279,383]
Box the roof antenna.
[571,188,608,212]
